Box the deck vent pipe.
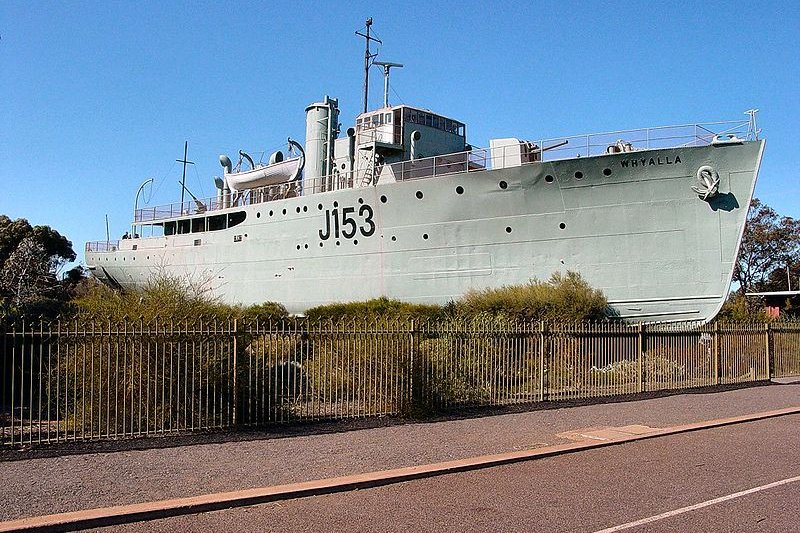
[410,130,421,160]
[347,127,356,176]
[219,154,232,174]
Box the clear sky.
[2,1,798,268]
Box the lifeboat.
[226,157,303,192]
[222,140,306,192]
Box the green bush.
[69,274,288,323]
[303,273,607,323]
[455,271,608,322]
[305,297,444,322]
[237,302,290,323]
[716,293,770,322]
[417,316,541,409]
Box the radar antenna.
[356,18,382,113]
[374,61,403,108]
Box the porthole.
[319,242,324,247]
[296,245,301,250]
[282,209,287,215]
[505,226,512,233]
[499,181,508,189]
[416,191,424,199]
[354,240,359,245]
[304,244,308,249]
[603,168,612,176]
[391,236,397,241]
[303,206,308,212]
[318,203,323,210]
[380,195,388,203]
[336,240,341,246]
[296,207,301,213]
[333,201,339,208]
[256,212,261,218]
[423,233,429,240]
[456,186,464,194]
[545,175,554,183]
[269,210,274,216]
[559,223,566,230]
[358,198,364,204]
[574,171,583,180]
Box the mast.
[176,141,194,213]
[356,18,381,114]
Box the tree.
[733,199,800,294]
[0,215,77,320]
[763,258,800,292]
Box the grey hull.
[87,140,764,322]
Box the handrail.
[85,240,120,252]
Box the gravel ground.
[1,382,798,522]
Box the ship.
[85,20,765,323]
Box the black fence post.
[538,321,547,402]
[713,322,721,385]
[232,318,238,428]
[765,322,772,379]
[637,323,646,393]
[409,318,419,412]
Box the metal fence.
[2,318,799,448]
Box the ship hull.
[87,140,764,322]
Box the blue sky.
[2,1,798,267]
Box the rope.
[149,161,178,203]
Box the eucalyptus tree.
[733,199,800,293]
[0,215,78,319]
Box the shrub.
[716,293,769,322]
[69,273,288,323]
[305,297,444,322]
[456,271,608,322]
[236,301,290,323]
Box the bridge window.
[192,218,206,233]
[208,214,226,231]
[402,108,464,137]
[177,219,190,234]
[228,211,246,228]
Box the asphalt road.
[101,413,800,532]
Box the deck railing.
[109,117,758,230]
[2,318,797,448]
[85,240,120,253]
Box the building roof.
[745,291,800,297]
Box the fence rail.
[2,318,798,448]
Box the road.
[2,382,799,532]
[102,413,800,532]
